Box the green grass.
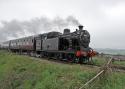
[0,50,98,89]
[90,56,125,89]
[113,61,125,66]
[86,72,125,89]
[92,56,107,66]
[100,72,125,89]
[0,50,125,89]
[93,55,125,67]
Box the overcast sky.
[0,0,125,49]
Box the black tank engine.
[1,25,96,63]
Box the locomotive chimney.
[78,25,84,31]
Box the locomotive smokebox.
[63,29,70,34]
[78,25,84,31]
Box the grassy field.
[93,56,125,66]
[91,56,125,89]
[0,50,98,89]
[92,56,107,66]
[87,72,125,89]
[101,72,125,89]
[0,50,125,89]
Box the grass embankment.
[0,50,98,89]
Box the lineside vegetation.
[0,50,125,89]
[0,50,97,89]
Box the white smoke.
[0,16,80,42]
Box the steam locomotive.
[1,25,96,63]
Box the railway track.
[24,53,125,72]
[30,56,101,69]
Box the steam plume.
[0,16,80,42]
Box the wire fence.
[79,57,113,89]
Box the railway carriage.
[9,36,35,52]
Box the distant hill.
[95,48,125,55]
